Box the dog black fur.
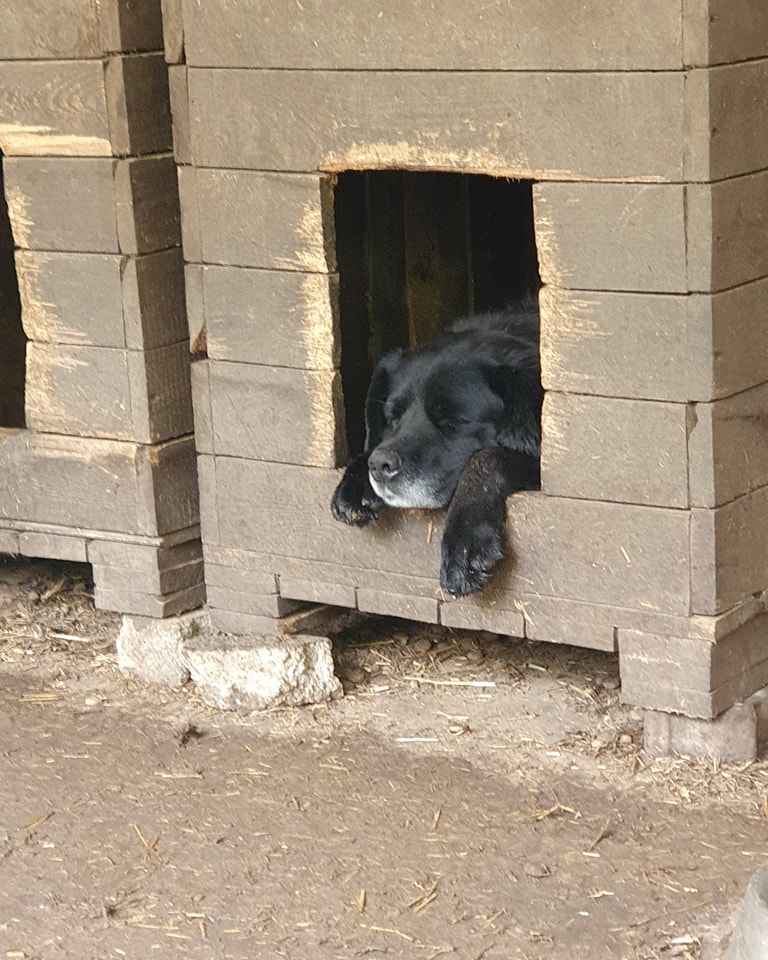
[331,303,543,597]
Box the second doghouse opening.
[334,171,541,457]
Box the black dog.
[331,304,543,596]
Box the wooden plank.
[25,341,192,442]
[137,435,198,536]
[403,172,469,346]
[18,531,88,562]
[688,171,768,292]
[212,459,691,614]
[208,360,345,467]
[188,69,688,183]
[25,342,132,439]
[0,429,142,534]
[541,393,690,508]
[115,154,181,254]
[122,247,188,349]
[203,265,339,369]
[689,382,768,507]
[161,0,185,63]
[0,60,111,157]
[691,61,768,181]
[168,65,191,163]
[358,589,439,624]
[182,0,683,70]
[129,340,193,442]
[540,287,704,402]
[99,0,165,55]
[0,0,162,59]
[691,488,768,615]
[104,53,172,157]
[4,157,118,252]
[541,281,768,402]
[619,616,768,718]
[534,183,687,292]
[177,166,201,262]
[279,577,356,610]
[190,359,213,454]
[684,0,768,65]
[440,599,525,640]
[16,248,186,349]
[17,251,125,346]
[191,169,335,270]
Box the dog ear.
[364,348,403,450]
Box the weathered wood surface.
[25,341,192,443]
[691,487,768,614]
[181,0,683,70]
[619,615,768,718]
[105,53,172,156]
[16,248,186,349]
[188,69,687,182]
[541,394,690,508]
[0,430,196,536]
[181,168,334,270]
[534,183,687,293]
[689,382,768,507]
[540,281,768,402]
[0,0,163,59]
[203,266,339,369]
[168,65,191,163]
[203,458,691,615]
[161,0,185,63]
[5,156,180,254]
[208,361,345,467]
[190,359,213,454]
[688,171,768,292]
[0,61,111,157]
[684,0,768,65]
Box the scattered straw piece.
[403,676,496,688]
[356,889,366,914]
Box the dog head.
[363,343,533,510]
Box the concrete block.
[643,701,760,763]
[117,610,206,686]
[726,870,768,960]
[185,633,342,710]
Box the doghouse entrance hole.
[0,152,27,428]
[334,171,540,456]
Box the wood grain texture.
[0,60,111,157]
[208,459,691,615]
[0,430,196,536]
[534,183,687,292]
[203,265,339,369]
[182,0,683,70]
[189,68,687,182]
[542,393,690,508]
[185,168,335,270]
[208,360,345,467]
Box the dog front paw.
[331,459,384,527]
[440,512,506,597]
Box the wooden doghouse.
[0,1,202,617]
[170,1,768,719]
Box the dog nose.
[369,448,402,481]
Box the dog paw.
[331,466,384,527]
[440,515,506,597]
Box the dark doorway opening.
[0,153,27,428]
[334,171,540,456]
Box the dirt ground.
[2,559,767,960]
